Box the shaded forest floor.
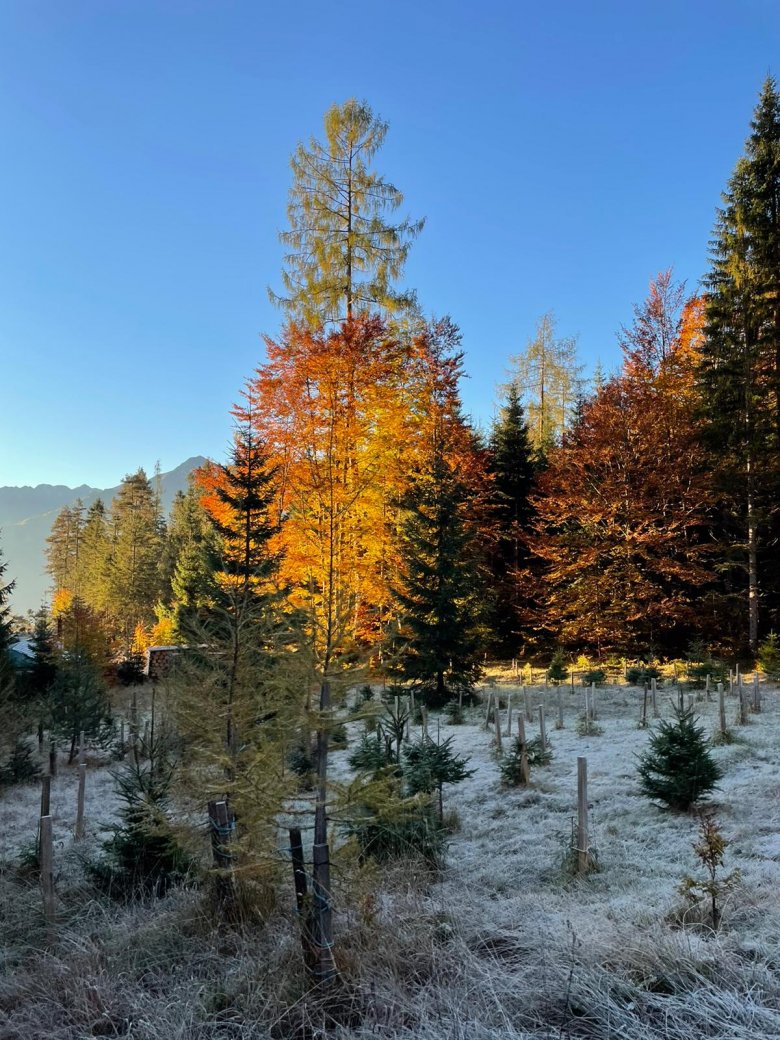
[2,679,780,1039]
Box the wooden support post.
[718,683,727,736]
[651,677,658,717]
[483,690,493,731]
[687,693,694,712]
[78,730,86,766]
[310,680,337,987]
[40,774,51,818]
[753,673,761,713]
[641,685,648,727]
[75,763,86,840]
[728,669,734,695]
[538,704,547,752]
[289,827,315,974]
[505,692,513,737]
[421,706,429,740]
[523,685,532,723]
[39,814,55,941]
[590,682,597,720]
[48,741,57,777]
[494,698,503,753]
[516,716,530,784]
[557,687,564,729]
[577,757,589,876]
[739,685,749,726]
[705,674,711,699]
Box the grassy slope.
[1,681,779,1038]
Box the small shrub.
[547,648,569,685]
[444,699,465,724]
[346,799,446,869]
[758,632,780,680]
[403,735,474,817]
[678,812,740,930]
[637,704,722,811]
[89,752,194,899]
[626,665,661,685]
[581,668,606,686]
[348,727,397,774]
[350,684,375,715]
[288,741,314,779]
[0,738,41,787]
[576,715,603,737]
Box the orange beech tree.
[527,274,719,655]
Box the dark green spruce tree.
[700,76,780,649]
[392,437,486,707]
[488,382,536,657]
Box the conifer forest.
[3,44,780,1040]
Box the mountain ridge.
[1,456,207,615]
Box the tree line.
[4,79,779,706]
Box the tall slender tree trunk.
[747,454,759,652]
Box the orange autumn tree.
[528,273,717,655]
[245,315,414,681]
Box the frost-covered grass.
[1,681,780,1038]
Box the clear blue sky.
[1,0,777,488]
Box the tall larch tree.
[700,76,780,649]
[509,312,584,457]
[270,99,424,325]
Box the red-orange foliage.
[202,315,487,674]
[527,275,717,654]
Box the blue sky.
[1,0,778,488]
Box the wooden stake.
[557,687,564,729]
[421,705,429,740]
[718,683,727,736]
[641,685,648,727]
[651,676,659,717]
[494,698,503,753]
[538,704,547,752]
[78,730,86,766]
[311,680,336,986]
[739,685,749,726]
[483,690,493,731]
[516,715,530,784]
[40,775,51,818]
[48,741,57,777]
[753,673,761,713]
[590,682,597,720]
[39,814,55,940]
[75,763,86,840]
[505,692,512,736]
[577,757,589,875]
[289,827,314,975]
[523,685,532,722]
